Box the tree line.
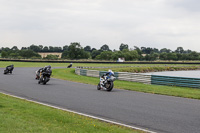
[0,43,200,61]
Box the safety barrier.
[75,68,151,84]
[75,68,200,88]
[151,75,200,88]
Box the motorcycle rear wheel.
[97,83,101,90]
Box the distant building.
[117,58,125,62]
[38,52,62,58]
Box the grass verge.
[52,68,200,100]
[0,93,142,133]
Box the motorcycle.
[97,74,116,91]
[4,65,14,74]
[67,63,72,68]
[38,70,52,85]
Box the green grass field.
[0,93,141,133]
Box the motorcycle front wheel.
[105,82,113,91]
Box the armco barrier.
[75,68,151,84]
[75,68,200,88]
[151,75,200,88]
[117,72,151,84]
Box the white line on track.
[0,91,156,133]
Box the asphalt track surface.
[0,67,200,133]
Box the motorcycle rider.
[38,65,52,84]
[100,69,114,90]
[41,65,52,76]
[6,64,14,70]
[5,64,14,74]
[36,65,51,79]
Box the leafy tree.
[68,42,90,59]
[183,49,192,54]
[160,48,171,53]
[175,47,184,54]
[119,43,128,51]
[61,50,68,59]
[9,53,19,58]
[159,53,168,60]
[181,54,188,60]
[11,46,19,51]
[129,50,139,60]
[43,46,49,52]
[167,53,178,60]
[96,51,113,60]
[53,47,62,52]
[188,52,200,60]
[100,44,110,51]
[19,50,41,58]
[144,54,150,61]
[49,46,54,52]
[91,48,96,52]
[1,51,8,58]
[21,47,28,50]
[111,51,124,60]
[1,47,10,52]
[38,45,43,52]
[152,48,159,53]
[134,46,143,60]
[84,46,92,52]
[91,50,101,59]
[29,44,40,52]
[121,49,139,61]
[176,53,183,60]
[63,45,69,51]
[149,53,159,61]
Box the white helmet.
[108,69,114,74]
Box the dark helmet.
[45,65,51,69]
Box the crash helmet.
[108,69,114,74]
[47,65,51,69]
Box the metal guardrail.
[75,68,200,88]
[76,68,151,84]
[151,75,200,88]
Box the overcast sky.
[0,0,200,51]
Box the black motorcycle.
[97,75,116,91]
[38,70,52,85]
[4,65,14,74]
[67,63,72,68]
